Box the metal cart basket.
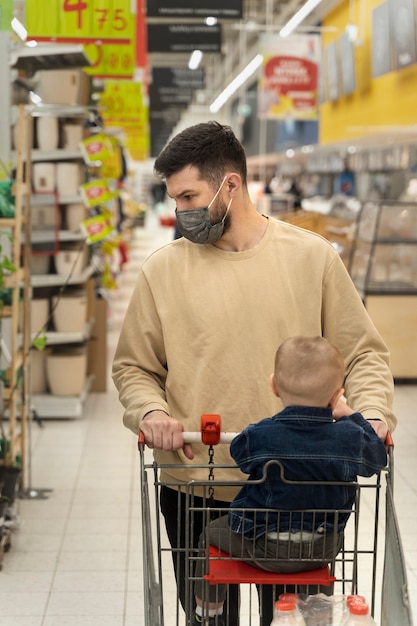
[138,415,412,626]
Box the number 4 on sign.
[63,0,88,30]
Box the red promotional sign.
[263,56,318,113]
[258,34,320,120]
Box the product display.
[349,200,417,378]
[350,201,417,294]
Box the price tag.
[100,80,147,123]
[26,0,134,43]
[99,80,149,161]
[80,179,118,208]
[81,213,115,244]
[80,133,113,165]
[124,127,149,161]
[84,41,134,78]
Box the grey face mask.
[175,176,233,244]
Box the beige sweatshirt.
[113,217,395,500]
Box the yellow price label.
[26,0,134,43]
[100,80,148,122]
[99,81,149,161]
[84,41,134,78]
[124,129,149,161]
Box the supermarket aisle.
[0,210,416,625]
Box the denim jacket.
[228,407,387,539]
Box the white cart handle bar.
[138,413,237,447]
[138,413,394,449]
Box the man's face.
[167,165,229,225]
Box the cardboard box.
[36,69,91,105]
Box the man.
[112,121,395,625]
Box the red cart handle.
[201,414,221,445]
[138,414,238,449]
[385,431,394,448]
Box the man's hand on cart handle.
[332,395,391,443]
[366,418,390,444]
[141,410,194,460]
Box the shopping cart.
[138,414,411,626]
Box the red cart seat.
[204,546,335,587]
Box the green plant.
[0,231,17,289]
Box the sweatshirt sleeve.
[341,413,388,474]
[322,254,396,432]
[112,268,170,435]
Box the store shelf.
[31,229,84,244]
[59,194,83,204]
[32,149,83,162]
[31,319,94,346]
[0,106,31,479]
[31,375,94,419]
[10,43,92,74]
[31,265,94,287]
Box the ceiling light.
[205,17,217,26]
[279,0,323,38]
[29,91,42,105]
[210,54,263,113]
[188,50,203,70]
[11,17,27,41]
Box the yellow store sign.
[26,0,137,78]
[26,0,134,43]
[100,80,149,161]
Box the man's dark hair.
[154,121,248,188]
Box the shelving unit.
[349,200,417,379]
[0,105,31,484]
[26,105,98,418]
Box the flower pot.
[46,349,87,396]
[56,163,82,197]
[30,253,50,275]
[65,203,85,231]
[30,348,51,394]
[0,466,21,503]
[52,293,87,333]
[31,298,49,334]
[33,163,56,192]
[36,116,59,151]
[54,247,87,277]
[63,123,84,150]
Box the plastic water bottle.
[303,593,333,625]
[278,594,307,623]
[270,600,306,625]
[344,601,377,625]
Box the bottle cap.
[275,600,296,612]
[279,593,299,603]
[347,595,366,607]
[350,602,369,615]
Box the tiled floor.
[0,211,416,625]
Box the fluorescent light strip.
[188,50,203,70]
[11,17,27,41]
[279,0,323,38]
[210,53,263,113]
